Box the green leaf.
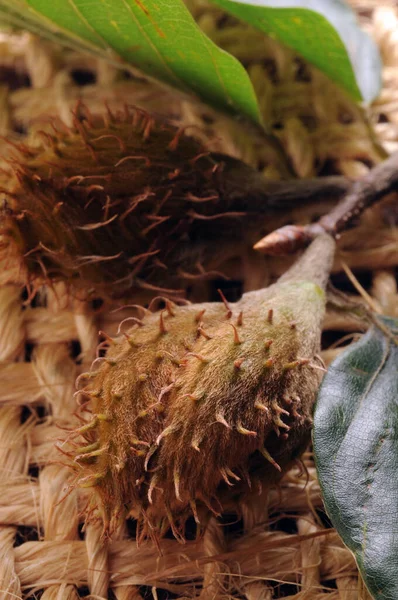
[0,0,261,123]
[314,317,398,600]
[210,0,382,103]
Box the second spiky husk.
[1,103,285,300]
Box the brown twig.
[214,154,351,211]
[253,151,398,255]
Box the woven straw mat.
[0,1,398,599]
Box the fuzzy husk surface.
[71,235,335,541]
[0,104,297,299]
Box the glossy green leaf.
[314,317,398,600]
[210,0,382,103]
[0,0,260,122]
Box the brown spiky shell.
[70,236,335,542]
[0,104,275,299]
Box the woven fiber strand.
[0,2,398,599]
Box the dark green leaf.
[0,0,261,122]
[210,0,382,102]
[314,317,398,600]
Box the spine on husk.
[67,235,335,542]
[0,104,287,299]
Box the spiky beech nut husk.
[0,103,293,298]
[70,235,335,541]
